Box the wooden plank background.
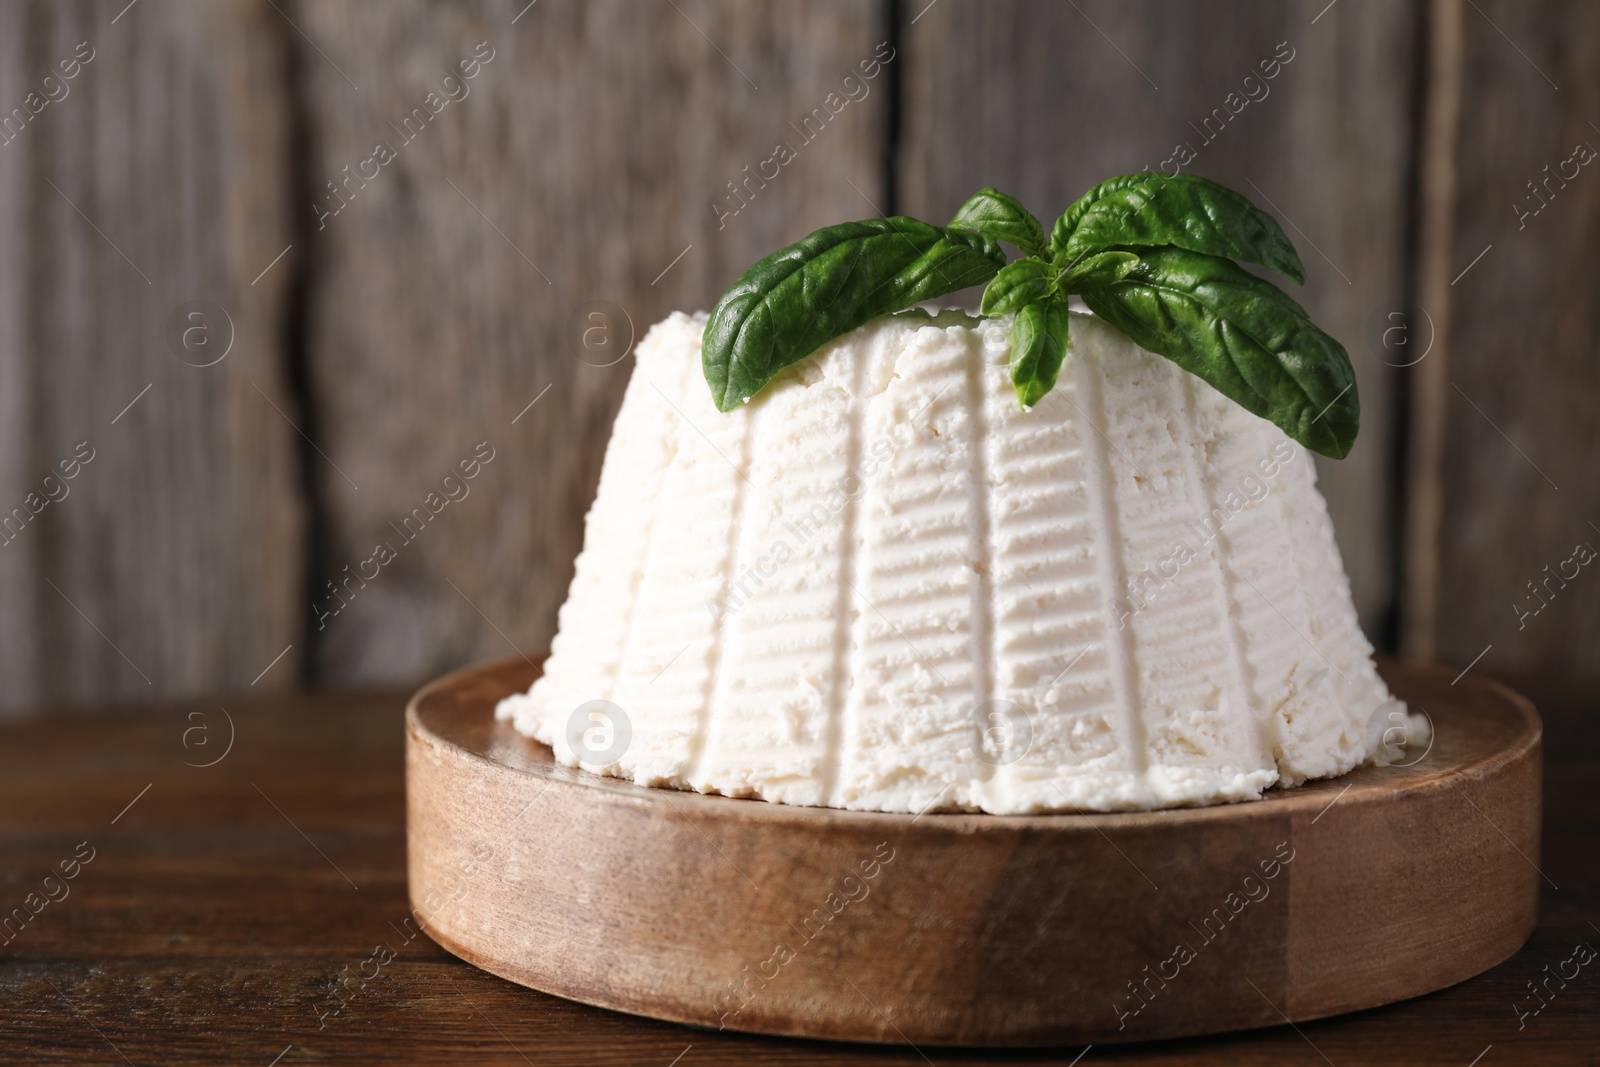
[1405,0,1600,681]
[0,0,1594,715]
[0,0,303,712]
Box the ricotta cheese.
[496,310,1397,813]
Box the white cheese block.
[496,309,1396,813]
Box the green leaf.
[1078,249,1358,458]
[1052,173,1306,285]
[949,187,1047,258]
[980,258,1058,315]
[1009,295,1071,409]
[703,218,1006,411]
[1060,250,1140,292]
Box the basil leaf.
[1078,249,1357,458]
[980,258,1057,316]
[949,187,1047,258]
[1060,250,1139,292]
[1009,295,1071,409]
[1052,173,1306,285]
[703,218,1005,411]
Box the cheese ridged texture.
[496,310,1395,814]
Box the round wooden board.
[405,657,1541,1047]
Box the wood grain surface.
[0,1,1597,714]
[0,668,1595,1064]
[1403,0,1600,680]
[406,655,1541,1046]
[0,0,304,714]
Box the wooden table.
[2,674,1594,1065]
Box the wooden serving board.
[405,657,1541,1047]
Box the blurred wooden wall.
[0,0,1594,714]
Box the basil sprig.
[1051,174,1306,284]
[1079,250,1356,459]
[949,187,1046,258]
[702,218,1005,412]
[701,173,1359,458]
